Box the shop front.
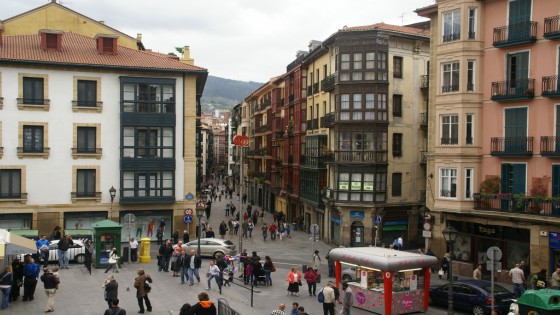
[119,210,173,242]
[64,211,107,230]
[0,213,32,230]
[549,232,560,273]
[330,247,437,314]
[449,220,530,279]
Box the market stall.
[329,247,438,315]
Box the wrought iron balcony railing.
[474,193,560,217]
[335,151,387,163]
[540,136,560,156]
[321,74,336,92]
[320,112,335,128]
[490,137,533,157]
[491,79,535,101]
[542,76,560,97]
[544,15,560,39]
[493,21,537,47]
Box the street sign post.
[184,208,193,216]
[374,216,381,247]
[123,213,136,240]
[486,246,502,313]
[184,215,193,223]
[310,224,319,252]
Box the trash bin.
[517,289,560,315]
[121,246,129,263]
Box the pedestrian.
[245,262,253,285]
[271,303,287,315]
[341,281,353,315]
[278,221,285,240]
[242,220,249,238]
[171,246,182,277]
[262,223,268,241]
[286,223,291,238]
[551,267,560,289]
[179,303,192,315]
[473,264,482,280]
[103,274,118,309]
[52,226,62,241]
[248,222,254,238]
[57,234,73,269]
[104,248,120,273]
[187,250,202,286]
[322,281,336,315]
[9,258,23,302]
[40,268,59,313]
[158,239,173,272]
[206,227,215,238]
[187,292,216,315]
[183,230,190,243]
[156,228,164,245]
[219,221,228,238]
[297,306,309,315]
[225,204,230,217]
[22,254,39,301]
[134,268,152,313]
[36,234,50,269]
[104,298,126,315]
[263,256,276,286]
[233,219,239,235]
[0,266,13,310]
[312,250,321,271]
[269,223,277,240]
[304,266,318,296]
[531,269,548,290]
[509,263,525,297]
[206,260,222,294]
[326,249,335,278]
[287,266,302,296]
[130,237,138,263]
[172,230,179,244]
[440,253,450,280]
[397,235,404,250]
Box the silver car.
[184,238,237,258]
[20,239,87,264]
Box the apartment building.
[417,0,560,279]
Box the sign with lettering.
[350,211,365,219]
[363,182,374,191]
[351,182,362,190]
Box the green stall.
[91,220,122,269]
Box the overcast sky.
[2,0,433,82]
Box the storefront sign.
[350,211,364,219]
[363,182,374,191]
[549,232,560,249]
[475,224,500,237]
[351,182,361,190]
[331,217,342,224]
[339,181,349,190]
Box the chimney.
[136,33,145,51]
[39,29,64,51]
[95,34,119,55]
[180,45,195,65]
[308,40,322,52]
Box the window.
[77,80,97,107]
[341,54,350,70]
[366,52,375,69]
[442,62,460,93]
[23,126,44,152]
[77,127,96,153]
[465,168,473,199]
[467,60,475,92]
[77,169,96,197]
[353,94,362,109]
[392,173,402,196]
[443,9,461,42]
[337,169,386,202]
[466,114,473,145]
[0,170,21,199]
[123,127,174,158]
[122,81,175,113]
[393,133,402,157]
[393,94,402,117]
[377,53,387,81]
[393,56,403,78]
[377,93,387,120]
[122,171,174,198]
[440,168,457,198]
[468,8,476,39]
[23,77,44,105]
[353,53,362,70]
[501,164,526,195]
[507,52,529,83]
[441,115,458,145]
[340,94,350,110]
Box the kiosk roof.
[329,247,438,271]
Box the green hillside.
[201,75,263,113]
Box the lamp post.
[195,201,206,255]
[442,225,458,315]
[109,186,117,220]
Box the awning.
[329,247,438,271]
[0,229,37,256]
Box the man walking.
[57,235,73,269]
[36,235,50,268]
[40,268,59,312]
[158,239,173,272]
[509,263,525,298]
[206,260,222,294]
[271,303,287,315]
[341,282,353,315]
[322,281,336,315]
[551,267,560,289]
[187,250,202,286]
[22,254,39,301]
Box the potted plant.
[477,176,500,208]
[529,177,548,214]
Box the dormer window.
[95,34,118,55]
[39,29,63,51]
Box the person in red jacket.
[303,266,318,296]
[269,223,277,240]
[186,292,216,315]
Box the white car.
[184,238,237,258]
[22,239,87,264]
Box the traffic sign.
[184,215,193,223]
[186,193,194,200]
[422,230,432,238]
[486,246,502,261]
[424,213,432,221]
[423,222,432,231]
[486,261,502,271]
[375,216,382,224]
[184,208,193,216]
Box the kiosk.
[329,247,437,315]
[91,220,122,269]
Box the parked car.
[20,239,87,264]
[183,238,237,258]
[342,266,356,281]
[429,279,514,315]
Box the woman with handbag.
[104,248,119,274]
[134,268,152,313]
[102,274,118,309]
[263,256,275,286]
[287,266,301,297]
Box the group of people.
[101,268,153,314]
[507,260,558,298]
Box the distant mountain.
[201,75,263,113]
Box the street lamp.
[442,225,458,315]
[109,186,117,220]
[196,201,206,255]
